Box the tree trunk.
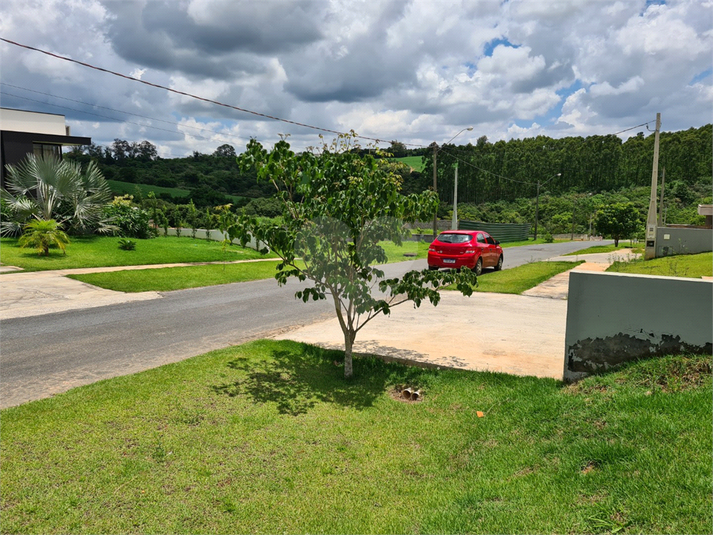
[343,330,354,378]
[614,237,619,247]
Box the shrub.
[117,238,136,251]
[103,196,154,239]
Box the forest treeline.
[405,124,711,205]
[65,125,711,233]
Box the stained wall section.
[564,271,712,381]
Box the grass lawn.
[607,251,712,278]
[392,155,425,172]
[2,340,710,534]
[106,179,191,199]
[69,261,293,292]
[107,180,247,204]
[67,242,428,292]
[565,242,642,256]
[0,236,275,272]
[380,239,430,261]
[445,261,582,294]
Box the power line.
[614,121,652,136]
[2,91,246,150]
[437,147,533,185]
[0,37,424,148]
[1,82,246,140]
[0,86,252,150]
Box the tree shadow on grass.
[210,342,434,416]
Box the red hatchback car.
[427,230,504,276]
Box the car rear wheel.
[474,257,483,276]
[494,255,503,271]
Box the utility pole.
[533,172,560,241]
[645,113,661,260]
[534,181,541,240]
[432,142,438,238]
[658,167,666,227]
[451,162,459,230]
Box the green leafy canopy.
[221,134,476,377]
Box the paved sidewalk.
[523,249,639,299]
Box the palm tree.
[1,153,113,236]
[18,219,70,256]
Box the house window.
[33,143,62,160]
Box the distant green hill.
[106,180,245,204]
[107,179,190,199]
[393,156,425,172]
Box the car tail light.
[465,249,475,254]
[428,246,435,252]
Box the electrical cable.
[0,37,424,148]
[1,82,250,140]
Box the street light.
[533,172,561,241]
[432,127,473,237]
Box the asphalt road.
[0,239,610,408]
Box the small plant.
[544,232,554,243]
[18,219,70,256]
[117,238,136,251]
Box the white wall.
[0,108,68,136]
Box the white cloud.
[0,0,709,157]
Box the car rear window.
[436,233,473,244]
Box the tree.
[1,154,114,236]
[18,219,70,256]
[136,140,158,161]
[111,139,131,161]
[222,134,477,378]
[214,144,237,158]
[594,202,642,246]
[387,140,407,157]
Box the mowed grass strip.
[0,236,275,272]
[607,251,712,278]
[565,242,641,256]
[69,260,289,292]
[1,340,710,534]
[68,242,429,292]
[445,260,582,294]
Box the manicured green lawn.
[565,242,641,256]
[69,261,293,292]
[107,180,247,204]
[607,252,712,278]
[106,179,191,199]
[444,261,582,294]
[392,155,425,171]
[0,236,275,272]
[380,239,430,261]
[2,341,710,534]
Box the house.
[0,107,91,188]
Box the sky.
[0,0,711,158]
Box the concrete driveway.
[275,291,568,379]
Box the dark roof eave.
[1,130,91,146]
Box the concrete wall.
[656,227,712,256]
[564,271,713,381]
